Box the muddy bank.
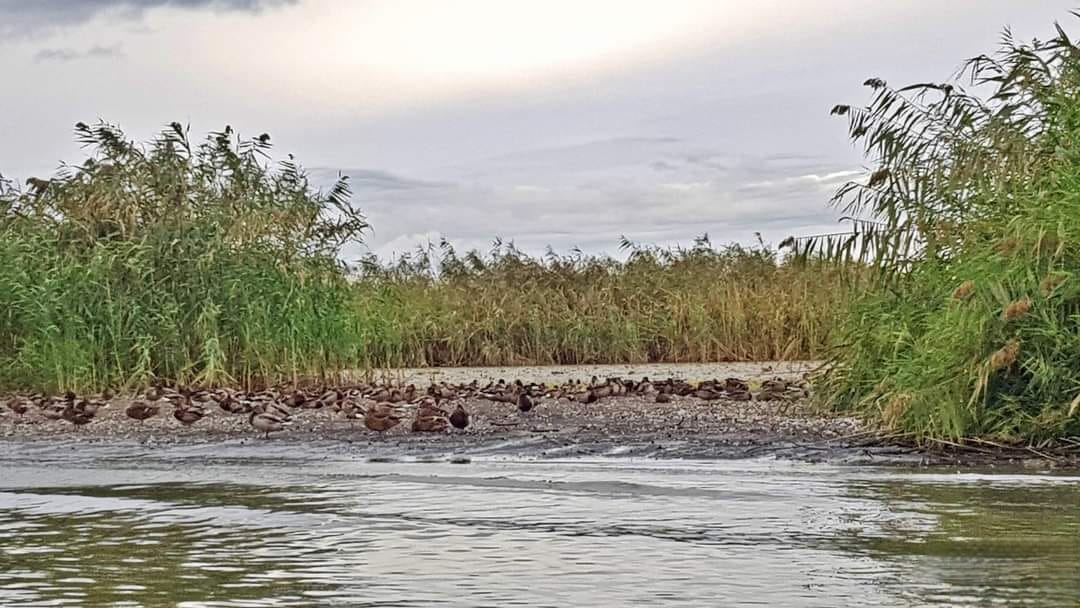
[1,362,1075,468]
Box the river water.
[0,442,1078,607]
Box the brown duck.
[449,404,470,430]
[516,391,534,413]
[411,413,449,433]
[61,402,96,428]
[364,402,402,433]
[415,397,449,418]
[125,401,160,423]
[250,410,289,439]
[173,401,206,426]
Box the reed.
[0,122,850,392]
[347,237,852,369]
[796,15,1080,442]
[0,122,367,393]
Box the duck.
[364,402,402,433]
[212,389,248,414]
[414,396,449,418]
[411,413,449,433]
[516,391,534,413]
[725,377,749,393]
[754,378,788,401]
[572,389,597,404]
[655,392,673,404]
[726,387,753,402]
[284,390,310,409]
[6,398,28,417]
[144,385,166,402]
[250,410,289,439]
[693,387,724,401]
[449,404,470,430]
[61,403,95,428]
[173,401,206,426]
[125,401,160,423]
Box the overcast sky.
[0,1,1073,259]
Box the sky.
[0,0,1074,260]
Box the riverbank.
[3,362,1077,468]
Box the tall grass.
[0,122,367,392]
[0,123,853,394]
[799,17,1080,442]
[348,237,853,368]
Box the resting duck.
[7,398,28,417]
[754,378,788,401]
[655,392,673,404]
[411,413,449,433]
[449,404,469,429]
[364,402,402,433]
[61,399,98,428]
[693,387,724,401]
[725,377,749,393]
[173,400,206,426]
[250,410,289,439]
[61,406,94,428]
[125,401,160,423]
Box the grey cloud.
[341,169,446,192]
[322,146,854,261]
[0,0,296,39]
[34,44,124,62]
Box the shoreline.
[2,361,1077,469]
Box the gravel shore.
[2,362,1073,467]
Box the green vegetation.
[349,237,850,368]
[800,19,1080,442]
[0,124,847,393]
[0,122,368,391]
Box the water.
[0,444,1078,607]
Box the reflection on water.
[0,452,1078,607]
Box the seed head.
[952,280,976,301]
[1002,298,1031,321]
[1040,273,1067,297]
[881,393,912,429]
[990,339,1021,371]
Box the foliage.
[347,235,853,369]
[800,17,1080,442]
[0,122,367,391]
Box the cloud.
[34,44,124,62]
[0,0,296,39]
[307,168,451,195]
[322,141,857,262]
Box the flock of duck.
[1,375,810,438]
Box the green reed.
[795,16,1080,442]
[0,122,852,394]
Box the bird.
[449,404,470,430]
[516,391,534,413]
[250,410,289,439]
[414,396,449,418]
[411,413,449,433]
[725,377,749,393]
[61,401,96,428]
[173,401,206,426]
[6,398,28,417]
[655,392,673,404]
[693,387,724,401]
[125,401,160,423]
[364,402,402,433]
